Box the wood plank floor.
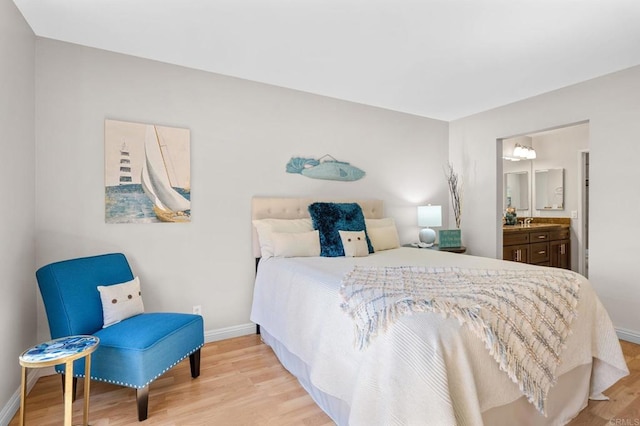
[9,336,640,425]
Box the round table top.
[19,335,99,367]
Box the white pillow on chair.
[97,276,145,328]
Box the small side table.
[404,243,467,254]
[19,335,99,426]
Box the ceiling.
[13,0,640,121]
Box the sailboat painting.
[105,119,191,223]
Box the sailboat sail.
[142,125,190,215]
[141,162,166,210]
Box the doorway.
[499,122,590,273]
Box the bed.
[250,197,628,426]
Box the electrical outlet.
[193,305,202,316]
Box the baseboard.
[0,368,42,426]
[204,322,256,343]
[616,327,640,345]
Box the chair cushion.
[58,312,204,388]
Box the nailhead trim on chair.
[64,343,204,388]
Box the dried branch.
[445,164,463,228]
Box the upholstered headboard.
[251,197,384,258]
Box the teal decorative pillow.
[308,202,374,257]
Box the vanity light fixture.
[417,205,442,245]
[525,146,537,159]
[512,144,537,160]
[513,144,525,158]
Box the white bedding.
[250,248,628,425]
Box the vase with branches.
[445,164,462,228]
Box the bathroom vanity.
[503,220,571,269]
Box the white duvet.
[250,248,628,425]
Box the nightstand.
[403,243,467,254]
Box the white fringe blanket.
[340,266,581,414]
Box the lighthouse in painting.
[119,141,133,184]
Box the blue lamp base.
[419,228,436,245]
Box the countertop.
[503,223,570,232]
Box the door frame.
[577,149,589,277]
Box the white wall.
[531,124,588,217]
[0,0,36,419]
[450,65,640,342]
[531,124,589,271]
[34,39,449,343]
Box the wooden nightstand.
[403,244,467,254]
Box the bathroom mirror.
[504,171,529,210]
[535,168,564,210]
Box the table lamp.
[417,205,442,245]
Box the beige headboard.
[251,197,384,258]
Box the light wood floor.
[10,335,640,425]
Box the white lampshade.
[417,205,442,227]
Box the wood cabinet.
[503,243,529,264]
[549,228,570,269]
[503,225,570,270]
[502,232,529,264]
[530,242,550,266]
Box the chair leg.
[136,386,149,421]
[189,349,201,378]
[136,348,199,421]
[60,375,78,403]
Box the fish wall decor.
[286,154,365,181]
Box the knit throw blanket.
[339,266,581,414]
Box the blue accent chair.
[36,253,204,421]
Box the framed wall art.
[105,119,191,223]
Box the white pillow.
[253,218,314,259]
[339,230,370,257]
[365,217,396,228]
[368,225,401,251]
[97,276,145,328]
[272,230,321,257]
